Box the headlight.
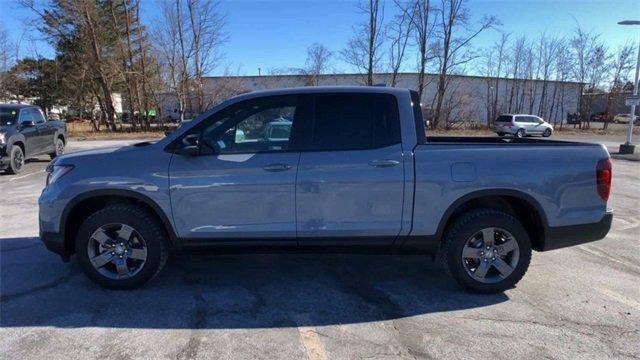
[46,164,74,186]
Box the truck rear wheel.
[49,138,65,159]
[441,209,532,293]
[75,204,169,289]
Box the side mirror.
[176,134,200,156]
[20,120,35,128]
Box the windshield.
[496,115,513,123]
[0,107,19,125]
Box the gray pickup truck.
[38,87,613,293]
[0,104,67,174]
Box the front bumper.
[540,210,613,251]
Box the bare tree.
[300,43,332,86]
[603,42,635,129]
[396,0,436,97]
[0,26,17,100]
[386,4,411,87]
[505,35,526,112]
[535,34,561,118]
[187,0,227,113]
[480,32,509,125]
[341,0,385,85]
[154,0,189,122]
[432,0,497,128]
[569,26,609,128]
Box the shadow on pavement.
[1,237,508,329]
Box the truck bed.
[424,136,601,146]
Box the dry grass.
[66,122,168,140]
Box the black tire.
[75,203,169,289]
[6,145,24,174]
[542,129,552,137]
[441,209,532,293]
[515,129,525,138]
[49,138,65,159]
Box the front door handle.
[369,159,400,168]
[263,163,292,172]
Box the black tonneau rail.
[425,136,600,146]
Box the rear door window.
[496,115,512,123]
[308,93,401,151]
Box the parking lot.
[0,137,638,359]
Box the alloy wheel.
[87,223,148,280]
[56,140,65,155]
[13,149,24,171]
[461,227,520,284]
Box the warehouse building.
[158,73,583,125]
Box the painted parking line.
[295,314,328,360]
[578,245,639,271]
[9,170,44,182]
[597,287,640,311]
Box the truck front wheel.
[441,209,532,293]
[75,204,169,289]
[6,145,24,174]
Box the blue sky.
[3,0,639,75]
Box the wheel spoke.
[462,245,482,259]
[91,229,113,245]
[127,248,147,260]
[91,251,114,268]
[493,258,514,277]
[496,239,518,255]
[117,225,134,243]
[474,261,490,279]
[481,228,495,246]
[113,258,130,278]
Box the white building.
[158,73,582,125]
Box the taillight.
[596,158,612,201]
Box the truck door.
[295,93,405,243]
[168,95,302,241]
[17,108,40,157]
[33,108,54,153]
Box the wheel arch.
[61,189,179,255]
[9,136,26,154]
[436,189,549,251]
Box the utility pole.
[618,20,640,154]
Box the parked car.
[0,104,67,174]
[494,114,553,138]
[262,118,292,141]
[39,87,612,293]
[612,114,638,124]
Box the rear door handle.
[263,163,292,172]
[369,159,400,168]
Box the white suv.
[494,114,553,138]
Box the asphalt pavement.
[0,137,638,359]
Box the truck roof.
[246,86,409,97]
[0,103,38,110]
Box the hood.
[54,145,136,164]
